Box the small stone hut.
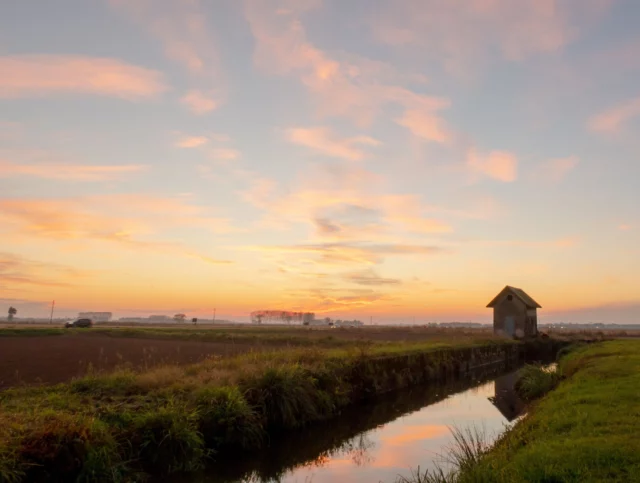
[487,286,541,338]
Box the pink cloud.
[180,90,219,114]
[0,194,236,245]
[0,252,91,291]
[244,1,450,132]
[0,55,167,100]
[110,0,220,77]
[175,135,209,148]
[618,224,632,231]
[242,163,455,244]
[588,96,640,133]
[467,149,518,182]
[395,109,451,143]
[532,156,579,182]
[110,0,225,112]
[371,0,611,74]
[210,148,241,161]
[0,161,147,181]
[285,127,381,160]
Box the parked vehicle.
[64,318,93,328]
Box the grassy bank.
[454,340,640,482]
[0,339,523,482]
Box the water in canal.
[180,366,530,483]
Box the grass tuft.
[514,364,560,401]
[242,365,333,429]
[395,466,456,483]
[130,404,207,474]
[194,386,264,450]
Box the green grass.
[0,328,66,337]
[0,339,526,481]
[455,340,640,483]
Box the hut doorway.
[505,316,515,336]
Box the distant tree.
[173,313,186,323]
[8,307,17,321]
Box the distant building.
[117,317,148,323]
[334,319,364,328]
[78,312,112,322]
[487,286,540,338]
[148,315,171,322]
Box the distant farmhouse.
[487,286,541,338]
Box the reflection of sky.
[257,380,512,483]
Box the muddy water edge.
[173,341,563,483]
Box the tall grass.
[394,426,491,483]
[514,364,560,401]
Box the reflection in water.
[178,368,529,483]
[488,371,526,422]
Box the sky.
[1,0,639,323]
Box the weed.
[70,369,137,397]
[394,426,491,483]
[395,466,456,483]
[130,404,207,474]
[514,364,560,401]
[194,386,264,450]
[242,365,333,429]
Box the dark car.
[64,318,93,328]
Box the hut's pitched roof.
[486,286,542,309]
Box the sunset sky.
[1,0,639,323]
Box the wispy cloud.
[285,127,381,160]
[244,1,451,133]
[110,0,220,77]
[588,96,640,134]
[0,160,148,181]
[0,195,237,259]
[467,149,518,182]
[110,0,225,111]
[343,269,402,286]
[0,252,91,291]
[394,109,451,143]
[0,55,167,100]
[371,0,611,74]
[531,156,579,183]
[180,90,219,114]
[284,286,393,313]
[174,135,209,148]
[210,148,241,161]
[244,242,445,267]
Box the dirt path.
[0,335,253,390]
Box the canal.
[177,365,531,483]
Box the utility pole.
[213,308,216,324]
[49,300,55,324]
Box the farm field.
[0,324,500,390]
[0,324,532,482]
